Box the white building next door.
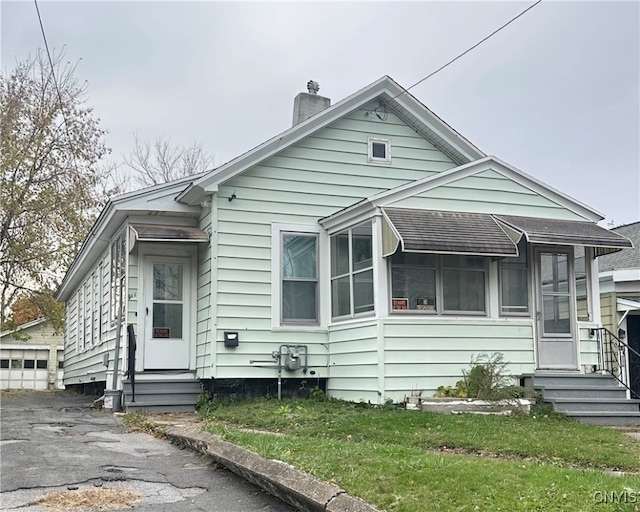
[534,249,578,370]
[143,257,191,370]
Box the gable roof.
[599,221,640,271]
[56,176,203,301]
[176,76,486,205]
[0,318,47,339]
[320,156,606,232]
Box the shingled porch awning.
[381,208,519,257]
[492,215,633,257]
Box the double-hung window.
[331,222,374,319]
[281,233,318,324]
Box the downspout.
[209,193,219,379]
[111,274,125,391]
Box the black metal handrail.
[126,324,137,402]
[592,326,640,399]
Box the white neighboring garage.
[0,318,64,390]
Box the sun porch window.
[330,222,374,319]
[391,252,487,314]
[498,239,529,316]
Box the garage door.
[0,348,50,390]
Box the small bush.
[461,352,527,400]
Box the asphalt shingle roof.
[598,221,640,271]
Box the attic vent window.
[368,137,391,164]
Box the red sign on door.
[153,327,171,338]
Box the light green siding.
[390,169,587,220]
[63,248,121,386]
[327,320,379,403]
[196,206,213,377]
[382,319,535,402]
[208,104,459,379]
[324,318,536,403]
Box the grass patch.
[122,413,161,435]
[199,398,640,512]
[32,488,140,510]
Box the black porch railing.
[126,324,136,402]
[593,326,640,399]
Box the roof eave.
[191,76,485,193]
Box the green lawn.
[197,398,640,512]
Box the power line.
[33,0,73,141]
[386,0,543,104]
[33,0,109,244]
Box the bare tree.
[0,49,109,327]
[124,133,214,189]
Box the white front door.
[143,257,191,370]
[534,249,578,370]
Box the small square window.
[58,360,64,369]
[0,359,9,368]
[372,142,386,159]
[368,137,391,164]
[36,360,48,369]
[11,360,22,369]
[24,360,35,369]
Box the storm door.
[534,249,578,370]
[143,257,191,369]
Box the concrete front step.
[538,385,627,400]
[525,373,620,387]
[124,400,197,414]
[122,377,202,413]
[525,372,640,426]
[567,412,640,427]
[544,398,640,413]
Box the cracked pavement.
[0,391,294,511]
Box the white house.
[1,318,64,390]
[55,76,635,421]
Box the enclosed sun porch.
[314,206,632,404]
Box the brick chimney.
[292,80,331,126]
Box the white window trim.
[271,223,328,331]
[388,254,489,317]
[367,137,391,165]
[497,242,531,317]
[330,222,375,321]
[110,229,127,325]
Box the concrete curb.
[155,424,381,512]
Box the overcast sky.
[2,1,639,226]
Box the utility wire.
[386,0,543,104]
[34,0,109,244]
[34,0,74,145]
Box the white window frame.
[573,245,592,322]
[389,253,488,316]
[110,229,127,325]
[330,222,375,320]
[75,289,82,352]
[271,223,328,331]
[498,240,530,317]
[367,137,391,165]
[98,260,104,343]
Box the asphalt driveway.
[0,390,293,511]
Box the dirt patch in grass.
[33,488,140,510]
